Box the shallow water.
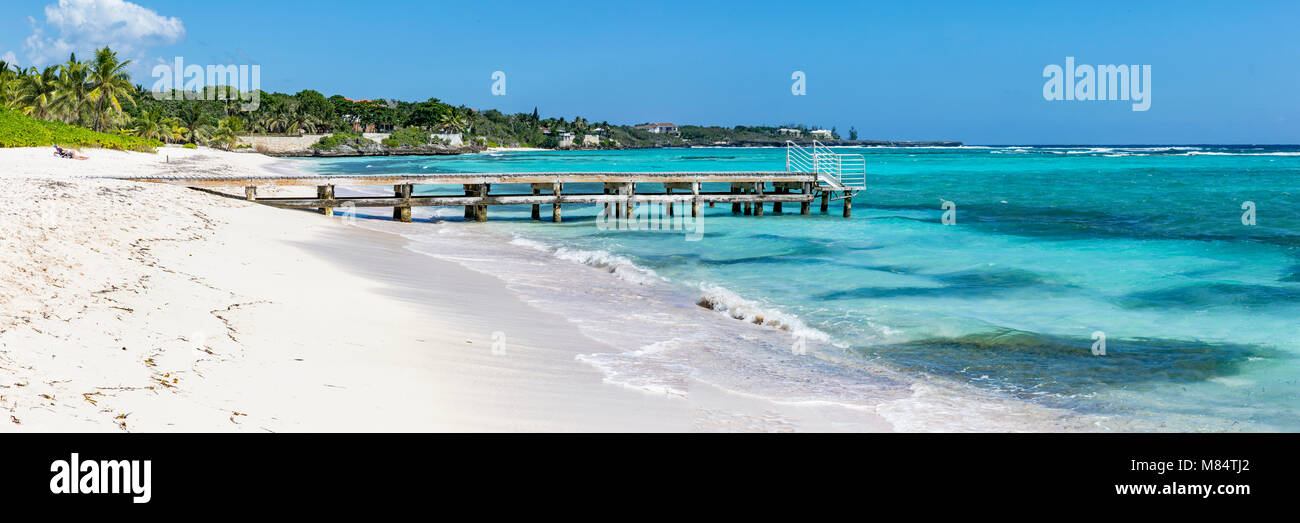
[301,145,1300,431]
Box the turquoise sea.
[301,146,1300,431]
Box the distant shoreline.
[264,139,964,158]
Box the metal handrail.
[786,140,866,190]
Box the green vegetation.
[0,107,160,151]
[210,116,245,150]
[381,126,430,148]
[0,44,862,154]
[311,131,374,150]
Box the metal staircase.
[785,140,866,192]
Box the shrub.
[0,108,161,152]
[182,143,197,149]
[311,131,374,150]
[381,126,430,148]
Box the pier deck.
[113,170,858,221]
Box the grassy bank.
[0,108,161,152]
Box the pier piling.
[552,183,563,223]
[624,183,635,219]
[317,185,335,216]
[531,186,541,220]
[474,184,490,222]
[691,182,700,218]
[463,184,475,220]
[392,184,413,222]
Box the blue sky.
[2,0,1297,144]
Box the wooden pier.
[118,171,859,222]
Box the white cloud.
[22,0,185,65]
[1,51,17,67]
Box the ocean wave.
[575,339,694,397]
[694,283,837,345]
[1184,151,1300,156]
[508,236,664,285]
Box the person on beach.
[53,145,88,160]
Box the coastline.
[1,145,905,431]
[266,140,964,158]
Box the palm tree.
[162,116,186,143]
[250,110,273,134]
[211,116,245,150]
[52,53,91,126]
[0,61,18,109]
[16,66,60,120]
[87,47,135,132]
[440,108,469,134]
[131,109,186,143]
[286,107,320,135]
[178,103,214,144]
[131,109,166,141]
[270,103,293,134]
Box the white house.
[777,128,802,137]
[556,131,576,148]
[635,122,679,135]
[809,129,833,139]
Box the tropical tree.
[0,61,18,109]
[252,110,275,134]
[273,103,294,134]
[211,116,245,150]
[16,66,60,120]
[130,109,168,141]
[440,107,470,134]
[87,46,135,132]
[52,53,91,125]
[285,107,321,135]
[177,103,215,144]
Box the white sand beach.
[0,146,904,432]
